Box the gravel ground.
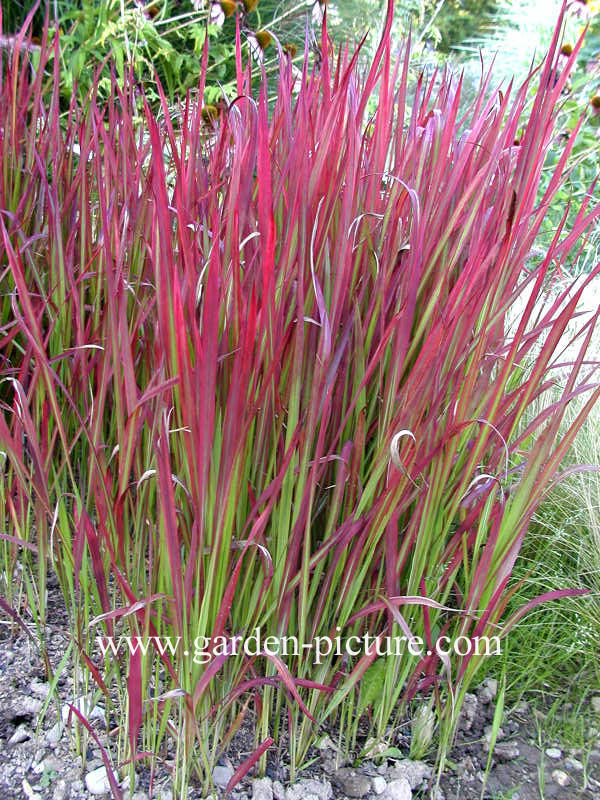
[2,590,600,800]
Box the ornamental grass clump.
[1,2,599,796]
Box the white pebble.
[384,778,412,800]
[9,724,31,745]
[22,779,42,800]
[252,778,274,800]
[565,756,583,771]
[45,722,63,745]
[212,765,234,789]
[85,766,111,795]
[551,769,570,787]
[22,697,43,714]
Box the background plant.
[1,0,516,111]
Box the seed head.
[220,0,236,16]
[255,30,272,50]
[201,105,219,124]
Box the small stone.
[551,769,570,787]
[383,778,412,800]
[372,776,387,795]
[52,779,70,800]
[45,722,63,745]
[591,696,600,714]
[252,777,273,800]
[22,779,42,800]
[483,725,505,746]
[30,681,51,698]
[62,695,105,724]
[333,768,371,798]
[157,790,173,800]
[545,747,562,760]
[484,678,498,698]
[458,693,478,731]
[212,766,235,789]
[286,795,318,800]
[285,780,332,800]
[478,686,494,704]
[565,756,583,771]
[22,696,44,715]
[9,723,31,744]
[272,781,285,800]
[388,760,431,790]
[85,766,111,796]
[494,741,520,761]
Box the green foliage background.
[1,0,508,108]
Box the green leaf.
[357,658,386,716]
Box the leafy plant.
[7,0,294,109]
[537,3,600,274]
[1,2,600,797]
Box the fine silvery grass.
[1,2,600,796]
[500,280,600,706]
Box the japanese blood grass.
[1,0,600,795]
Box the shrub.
[1,1,599,796]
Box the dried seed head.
[255,30,272,49]
[243,0,258,12]
[590,94,600,109]
[560,43,573,56]
[201,105,219,124]
[220,0,236,16]
[283,42,298,58]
